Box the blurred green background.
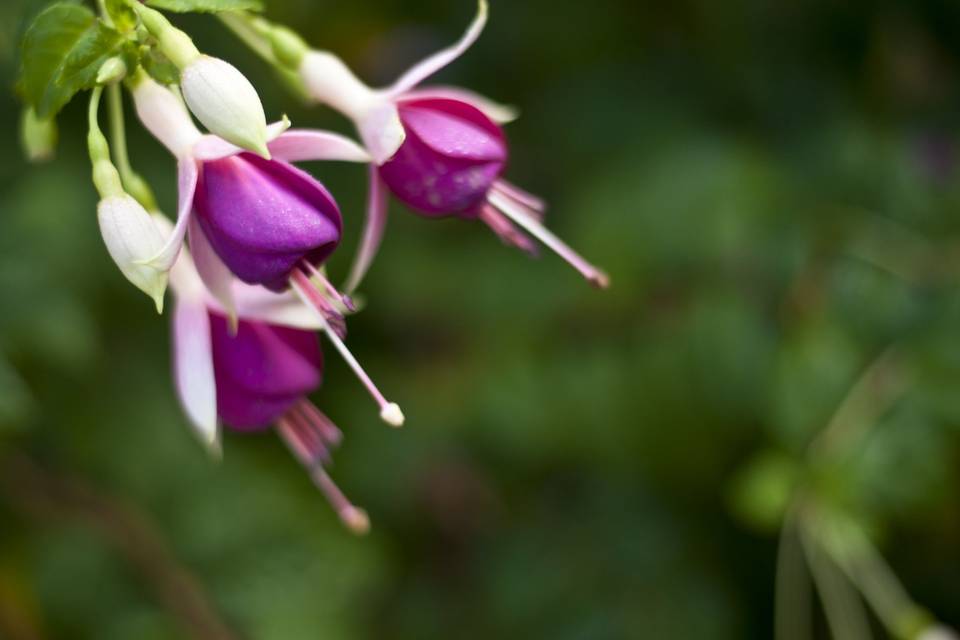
[3,0,960,638]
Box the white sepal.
[385,0,489,97]
[132,76,203,157]
[172,295,220,455]
[181,56,270,158]
[97,195,169,313]
[299,52,404,163]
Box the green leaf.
[19,3,127,118]
[19,3,96,114]
[144,0,264,13]
[105,0,138,32]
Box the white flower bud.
[132,76,202,157]
[97,195,169,313]
[180,56,269,158]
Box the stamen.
[302,261,357,313]
[294,398,343,447]
[488,191,610,289]
[479,203,539,256]
[285,408,331,465]
[291,268,406,428]
[277,415,370,535]
[277,417,319,467]
[494,180,547,216]
[310,466,370,535]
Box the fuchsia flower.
[297,0,608,292]
[133,73,404,427]
[167,222,370,533]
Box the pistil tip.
[380,403,405,428]
[341,507,371,535]
[590,270,611,289]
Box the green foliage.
[19,2,126,118]
[144,0,264,13]
[104,0,137,32]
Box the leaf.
[19,3,95,114]
[19,3,127,118]
[51,22,126,110]
[144,0,264,13]
[105,0,138,32]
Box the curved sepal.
[344,165,389,294]
[385,0,488,97]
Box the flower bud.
[97,195,170,312]
[181,56,270,158]
[96,56,127,85]
[20,107,57,163]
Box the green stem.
[217,13,312,103]
[88,88,123,199]
[774,509,812,640]
[799,521,873,640]
[107,83,158,210]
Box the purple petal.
[194,154,343,290]
[379,98,506,216]
[209,312,323,430]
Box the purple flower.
[193,151,342,291]
[134,76,404,427]
[167,233,370,533]
[131,73,369,302]
[298,1,608,292]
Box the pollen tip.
[341,507,371,535]
[380,403,405,428]
[590,270,611,290]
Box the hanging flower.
[166,219,369,533]
[133,73,404,427]
[294,1,608,292]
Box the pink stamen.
[290,268,406,428]
[302,261,357,312]
[294,398,343,447]
[479,203,539,256]
[277,414,369,535]
[286,408,331,465]
[277,417,317,467]
[493,180,547,217]
[310,466,370,535]
[487,191,610,289]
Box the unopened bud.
[96,56,127,85]
[98,194,170,312]
[20,108,57,163]
[180,56,270,158]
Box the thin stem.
[89,86,104,136]
[799,521,873,640]
[217,13,311,103]
[108,85,131,177]
[808,347,908,461]
[107,83,158,210]
[775,508,812,640]
[820,518,930,639]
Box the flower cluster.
[17,0,606,532]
